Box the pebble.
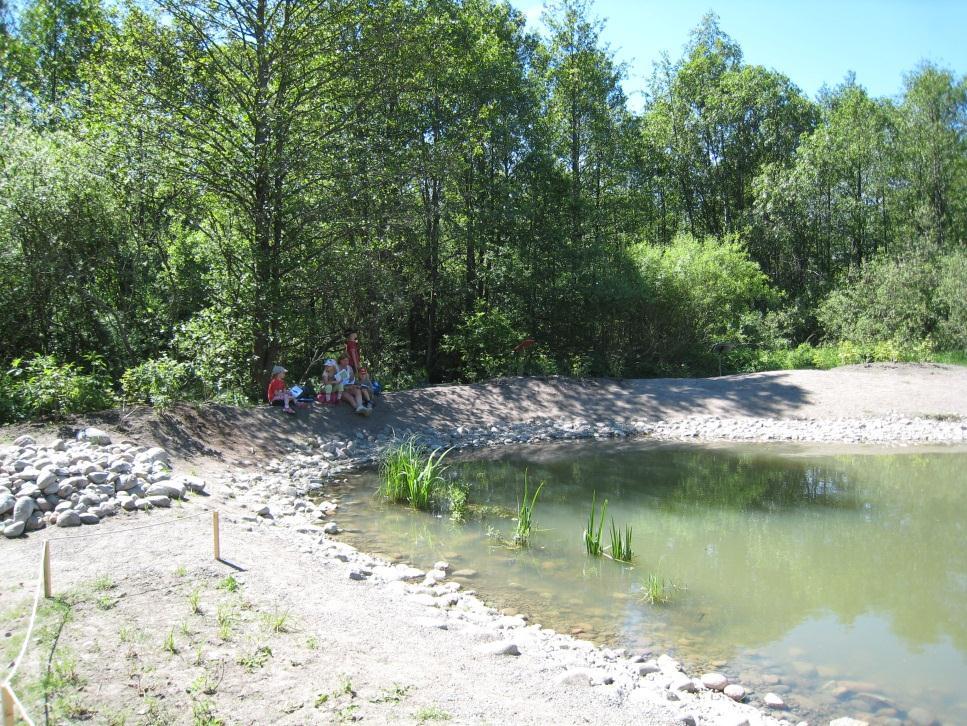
[829,719,869,726]
[474,640,521,656]
[701,672,728,691]
[669,675,698,693]
[763,693,786,709]
[723,684,746,702]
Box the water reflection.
[334,440,967,723]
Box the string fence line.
[43,507,213,542]
[2,506,223,725]
[2,542,44,726]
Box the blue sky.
[513,1,967,110]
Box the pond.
[331,440,967,725]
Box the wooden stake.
[212,511,220,561]
[1,683,15,726]
[42,541,52,599]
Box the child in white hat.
[266,365,296,414]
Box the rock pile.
[1,430,204,539]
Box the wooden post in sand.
[1,683,16,726]
[42,541,52,599]
[212,511,221,561]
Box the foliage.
[120,356,196,408]
[641,573,672,606]
[3,354,113,421]
[584,492,607,556]
[936,250,967,351]
[608,519,633,562]
[513,473,543,547]
[0,2,962,397]
[441,304,524,382]
[379,438,452,511]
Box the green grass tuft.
[379,437,452,511]
[513,472,543,547]
[584,492,607,556]
[608,519,633,562]
[218,575,240,592]
[640,573,674,605]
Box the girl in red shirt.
[267,366,296,414]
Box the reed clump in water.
[513,472,544,547]
[584,492,607,556]
[608,519,633,562]
[379,437,452,510]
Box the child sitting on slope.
[266,365,296,414]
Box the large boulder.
[136,447,170,465]
[12,496,36,523]
[78,428,112,446]
[3,521,26,538]
[56,510,81,528]
[146,482,186,500]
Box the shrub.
[936,249,967,351]
[121,356,198,408]
[173,307,254,398]
[6,354,114,419]
[624,234,780,373]
[816,246,956,348]
[441,303,524,382]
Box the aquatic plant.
[379,437,452,510]
[640,573,672,605]
[513,472,544,546]
[584,492,608,556]
[608,519,633,562]
[446,480,470,522]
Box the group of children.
[266,331,377,416]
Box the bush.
[816,247,952,348]
[729,339,939,373]
[5,354,114,420]
[173,306,254,397]
[441,303,524,382]
[936,250,967,350]
[120,356,198,408]
[623,234,780,373]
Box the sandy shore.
[2,364,966,725]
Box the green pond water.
[331,440,967,725]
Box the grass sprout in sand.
[379,437,452,510]
[584,492,607,556]
[513,472,544,547]
[608,519,633,562]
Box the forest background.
[0,0,964,420]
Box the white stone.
[829,719,869,726]
[474,640,520,656]
[763,692,785,709]
[701,672,728,691]
[79,428,112,445]
[723,684,746,701]
[669,675,697,693]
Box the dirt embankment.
[4,363,965,468]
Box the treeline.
[0,0,964,416]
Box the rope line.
[3,543,45,690]
[5,687,35,726]
[4,506,218,725]
[43,507,212,542]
